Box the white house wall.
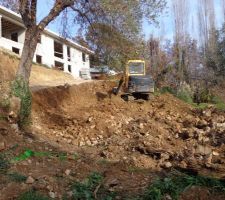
[0,8,92,79]
[35,34,55,67]
[0,36,23,54]
[70,48,90,77]
[18,30,25,43]
[0,30,91,78]
[37,34,91,77]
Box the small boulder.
[212,151,220,156]
[0,141,6,151]
[65,169,71,176]
[49,191,56,199]
[26,176,35,184]
[8,96,21,122]
[195,145,212,155]
[162,162,172,168]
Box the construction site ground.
[0,50,225,199]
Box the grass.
[159,86,176,95]
[211,95,225,110]
[135,171,225,200]
[14,170,225,200]
[7,172,27,182]
[0,153,10,174]
[158,86,225,110]
[11,148,72,163]
[69,172,115,200]
[17,190,50,200]
[191,96,225,110]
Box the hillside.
[0,49,225,199]
[0,49,90,90]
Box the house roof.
[0,5,94,54]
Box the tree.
[172,0,190,84]
[10,0,165,83]
[2,0,166,127]
[205,23,225,78]
[85,23,143,70]
[0,0,19,12]
[222,0,225,22]
[197,0,216,55]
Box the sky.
[37,0,225,42]
[144,0,225,41]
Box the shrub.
[211,95,225,110]
[199,88,212,103]
[159,86,176,95]
[176,89,193,104]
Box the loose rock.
[26,176,35,184]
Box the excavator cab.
[114,60,154,101]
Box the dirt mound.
[0,114,157,200]
[32,81,225,179]
[1,80,225,199]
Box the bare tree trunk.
[222,0,225,21]
[172,0,189,84]
[16,27,40,82]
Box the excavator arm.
[113,76,124,95]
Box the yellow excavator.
[113,60,154,101]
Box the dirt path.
[30,79,93,92]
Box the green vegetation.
[17,190,50,200]
[211,95,225,110]
[0,153,10,174]
[12,149,35,162]
[159,86,176,95]
[142,171,225,200]
[11,76,32,128]
[159,86,193,104]
[176,89,193,104]
[70,172,115,200]
[11,148,73,163]
[13,170,225,200]
[192,95,225,110]
[0,97,10,110]
[7,172,27,182]
[159,86,225,110]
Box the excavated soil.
[1,48,225,199]
[32,81,225,177]
[1,80,225,199]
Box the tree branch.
[30,0,37,22]
[19,0,31,27]
[70,5,93,29]
[38,0,75,31]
